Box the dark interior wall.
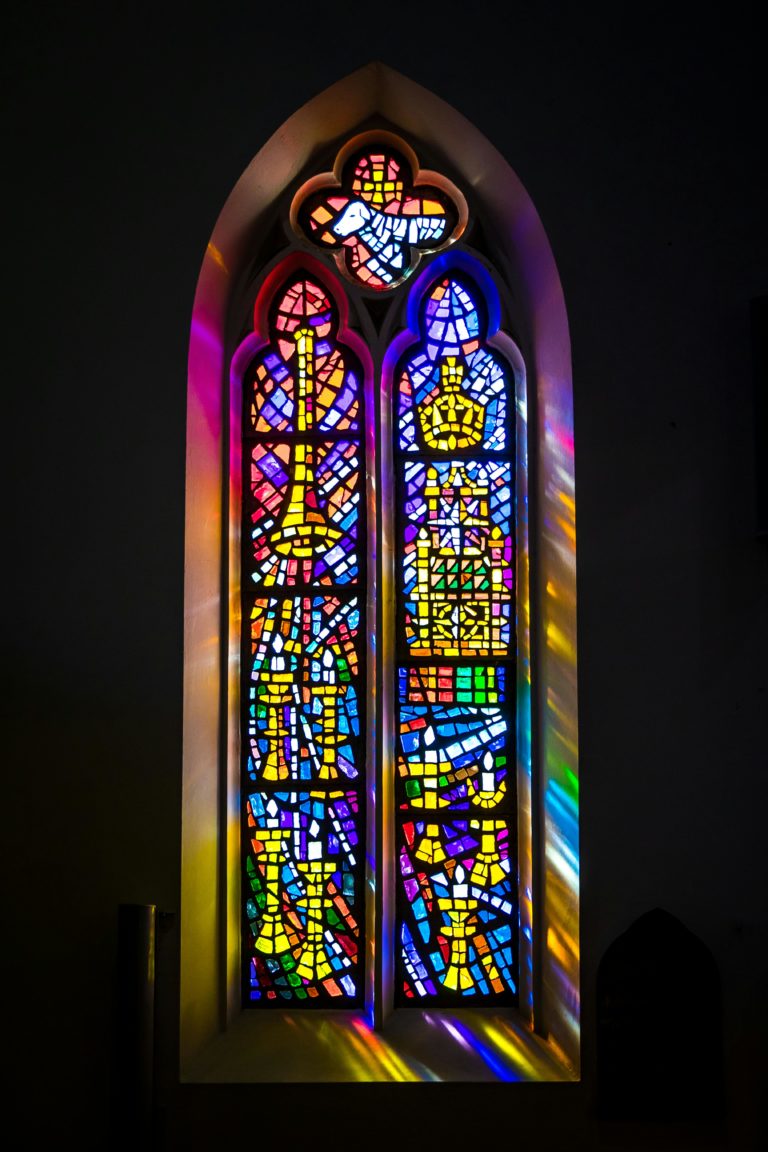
[6,2,766,1148]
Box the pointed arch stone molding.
[182,62,578,1082]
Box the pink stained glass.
[248,276,361,434]
[238,261,368,1006]
[294,140,464,291]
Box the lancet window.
[236,133,523,1011]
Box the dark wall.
[7,3,766,1148]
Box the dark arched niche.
[596,908,725,1125]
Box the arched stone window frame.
[181,63,579,1083]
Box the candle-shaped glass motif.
[394,268,518,1004]
[241,268,367,1005]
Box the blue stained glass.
[395,262,518,1007]
[241,267,367,1008]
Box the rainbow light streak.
[190,312,227,433]
[184,233,238,1043]
[350,1017,429,1081]
[539,371,580,1067]
[206,241,229,274]
[478,1015,576,1081]
[544,776,579,1046]
[285,1014,436,1081]
[418,1009,573,1081]
[545,781,578,890]
[426,1014,521,1081]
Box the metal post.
[115,903,156,1147]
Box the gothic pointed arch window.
[182,66,579,1083]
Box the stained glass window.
[292,133,466,291]
[239,134,521,1012]
[240,266,368,1004]
[393,268,517,1004]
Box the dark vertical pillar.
[114,903,157,1148]
[752,295,768,537]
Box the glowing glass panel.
[401,459,514,656]
[246,594,362,784]
[247,441,362,585]
[240,267,366,1005]
[397,277,508,452]
[295,140,462,291]
[246,790,361,1003]
[394,266,518,1005]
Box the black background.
[5,2,766,1148]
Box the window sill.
[181,1007,578,1084]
